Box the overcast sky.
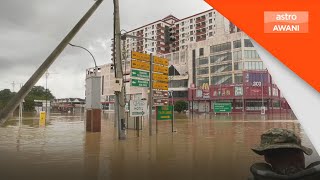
[0,0,211,98]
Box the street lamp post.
[68,42,101,132]
[68,43,98,74]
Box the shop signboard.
[235,86,243,96]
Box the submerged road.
[0,112,318,180]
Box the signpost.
[153,73,168,82]
[153,99,169,106]
[156,106,173,121]
[153,90,169,99]
[153,82,168,90]
[132,51,150,61]
[131,59,150,71]
[129,100,147,117]
[131,69,150,79]
[153,56,169,66]
[154,64,168,74]
[131,79,149,87]
[130,51,170,135]
[214,102,232,113]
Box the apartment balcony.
[196,29,206,35]
[196,23,206,29]
[196,16,206,23]
[196,35,206,42]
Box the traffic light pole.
[114,0,126,140]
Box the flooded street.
[0,112,319,180]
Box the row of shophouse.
[85,9,291,114]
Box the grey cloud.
[0,0,211,98]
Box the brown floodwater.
[0,112,318,180]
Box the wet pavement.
[0,112,318,180]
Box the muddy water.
[0,112,318,180]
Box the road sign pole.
[149,53,153,136]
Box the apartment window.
[209,12,212,17]
[145,33,147,36]
[152,31,154,35]
[151,48,154,52]
[233,51,242,61]
[211,74,232,85]
[244,39,254,47]
[209,25,213,30]
[210,52,232,64]
[152,25,154,29]
[145,44,147,48]
[182,33,185,38]
[209,19,213,24]
[209,32,213,37]
[190,25,193,29]
[198,57,208,65]
[234,73,243,83]
[152,42,154,46]
[197,77,209,87]
[244,61,264,70]
[244,50,260,59]
[197,67,209,75]
[181,22,185,26]
[210,42,231,53]
[234,62,243,71]
[190,37,194,41]
[210,63,232,73]
[181,28,184,32]
[190,19,193,23]
[182,39,185,44]
[233,40,242,48]
[190,31,194,35]
[199,48,204,56]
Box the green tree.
[0,89,15,110]
[174,100,188,113]
[0,86,55,112]
[23,86,55,112]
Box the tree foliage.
[174,100,188,113]
[0,86,55,112]
[0,89,16,110]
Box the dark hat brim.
[251,143,313,156]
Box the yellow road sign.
[153,73,168,82]
[153,64,168,74]
[153,82,168,90]
[39,111,46,127]
[131,59,150,71]
[132,51,150,62]
[153,56,169,66]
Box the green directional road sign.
[131,69,150,79]
[156,106,173,121]
[214,102,232,113]
[131,78,149,87]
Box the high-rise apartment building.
[87,9,290,113]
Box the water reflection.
[0,112,318,180]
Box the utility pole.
[45,71,49,114]
[114,0,126,140]
[0,0,103,124]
